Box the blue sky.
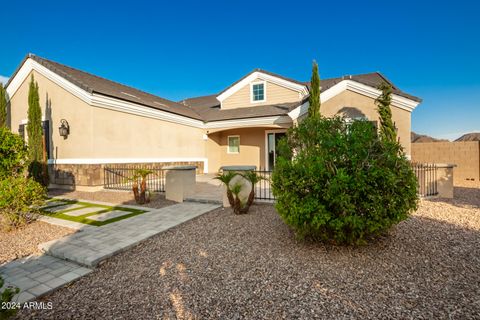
[0,0,479,140]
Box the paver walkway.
[0,202,219,303]
[0,255,92,303]
[185,174,223,204]
[40,202,219,267]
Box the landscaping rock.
[17,187,480,319]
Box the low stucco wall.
[49,161,204,190]
[436,164,455,198]
[412,141,480,186]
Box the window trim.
[250,80,266,103]
[227,135,240,154]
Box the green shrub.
[0,176,46,231]
[272,116,418,245]
[0,127,28,179]
[0,275,20,319]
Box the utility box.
[164,166,196,203]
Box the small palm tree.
[241,171,264,207]
[214,171,237,208]
[125,169,153,204]
[214,170,263,214]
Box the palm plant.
[214,170,263,214]
[214,171,237,208]
[241,170,264,207]
[125,169,153,204]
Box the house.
[5,54,421,190]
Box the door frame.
[264,129,287,171]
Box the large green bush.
[0,127,28,179]
[0,176,46,230]
[0,127,46,230]
[272,116,418,245]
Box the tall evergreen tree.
[308,60,321,118]
[27,74,46,184]
[375,82,397,142]
[0,83,7,127]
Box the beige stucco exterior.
[8,70,206,161]
[314,89,412,156]
[206,127,269,171]
[7,62,418,189]
[222,78,301,109]
[91,106,205,158]
[9,70,94,159]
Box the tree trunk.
[132,182,140,203]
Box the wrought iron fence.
[104,164,166,192]
[252,163,438,201]
[412,163,438,197]
[254,168,275,201]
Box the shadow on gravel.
[427,186,480,209]
[15,203,480,319]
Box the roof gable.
[7,54,202,121]
[216,69,309,103]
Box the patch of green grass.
[40,198,147,226]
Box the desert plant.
[214,170,263,214]
[0,127,28,179]
[214,170,237,207]
[308,60,321,118]
[272,116,418,245]
[241,170,264,207]
[0,275,20,319]
[0,175,46,231]
[126,169,153,204]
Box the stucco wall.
[9,70,94,159]
[222,78,301,110]
[8,70,207,161]
[318,90,412,156]
[412,141,480,186]
[207,128,267,172]
[91,106,205,158]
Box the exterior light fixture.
[59,119,70,139]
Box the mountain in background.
[411,132,449,143]
[455,132,480,141]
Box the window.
[251,82,265,102]
[228,135,240,154]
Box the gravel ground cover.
[0,220,74,265]
[18,187,480,319]
[48,189,176,209]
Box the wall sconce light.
[59,119,70,139]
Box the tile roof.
[11,54,421,124]
[185,99,306,122]
[22,54,203,120]
[181,72,422,118]
[303,72,422,102]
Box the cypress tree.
[308,60,321,118]
[27,74,45,184]
[0,83,7,127]
[375,82,397,142]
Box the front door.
[267,131,286,170]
